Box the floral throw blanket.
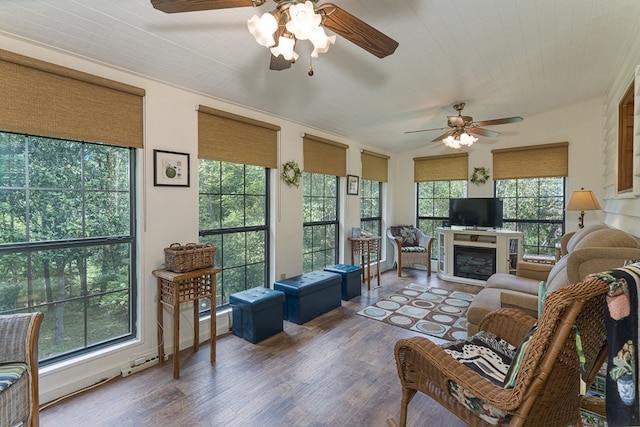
[592,264,640,426]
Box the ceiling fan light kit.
[405,102,524,149]
[151,0,398,75]
[442,132,478,149]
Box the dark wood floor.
[40,269,479,427]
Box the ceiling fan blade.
[431,131,455,142]
[317,4,399,59]
[150,0,260,13]
[474,116,523,127]
[270,53,292,71]
[404,127,448,135]
[468,127,500,138]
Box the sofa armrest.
[500,292,539,319]
[516,261,552,282]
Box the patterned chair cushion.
[389,225,418,247]
[400,246,427,253]
[0,362,27,393]
[443,331,516,425]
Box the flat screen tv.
[449,197,503,229]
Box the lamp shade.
[566,188,602,211]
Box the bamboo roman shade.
[361,150,389,182]
[0,49,145,148]
[302,134,348,176]
[413,153,469,182]
[197,105,280,169]
[492,142,568,179]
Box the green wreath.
[470,167,490,185]
[280,160,302,187]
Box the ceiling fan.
[405,103,524,146]
[150,0,399,74]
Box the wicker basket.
[164,242,217,273]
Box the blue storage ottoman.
[324,264,362,300]
[274,271,342,324]
[230,287,284,344]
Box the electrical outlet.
[120,355,160,377]
[280,273,286,280]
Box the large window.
[199,160,269,309]
[303,172,339,272]
[495,177,565,256]
[360,179,382,237]
[0,132,136,365]
[417,180,467,237]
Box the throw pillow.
[538,281,546,318]
[503,324,538,389]
[390,225,418,247]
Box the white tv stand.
[437,227,523,286]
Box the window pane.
[303,173,339,272]
[0,133,135,365]
[417,180,468,239]
[0,132,26,187]
[0,189,27,243]
[198,160,269,308]
[495,177,565,255]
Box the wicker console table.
[348,236,381,290]
[152,267,221,379]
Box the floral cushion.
[443,331,516,425]
[447,382,512,426]
[390,225,418,247]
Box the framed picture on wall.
[153,149,190,187]
[347,175,359,195]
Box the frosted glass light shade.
[270,36,299,61]
[247,13,278,47]
[309,26,336,57]
[286,1,321,40]
[443,132,477,149]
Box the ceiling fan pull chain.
[308,55,314,76]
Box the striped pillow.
[0,362,27,392]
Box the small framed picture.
[351,227,362,237]
[347,175,359,195]
[153,149,190,187]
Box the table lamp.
[566,187,602,229]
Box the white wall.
[390,97,608,233]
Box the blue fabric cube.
[324,264,362,300]
[274,271,342,324]
[230,287,284,344]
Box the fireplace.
[453,245,496,281]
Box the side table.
[152,267,221,379]
[348,236,381,290]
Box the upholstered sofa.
[386,225,434,276]
[466,224,640,335]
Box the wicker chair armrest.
[394,336,522,411]
[386,229,403,249]
[415,229,433,249]
[478,308,537,346]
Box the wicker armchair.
[0,312,43,427]
[391,276,610,427]
[386,226,433,277]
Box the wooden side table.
[152,267,221,379]
[348,236,381,290]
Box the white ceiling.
[1,0,640,153]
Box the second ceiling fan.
[150,0,399,74]
[405,103,524,145]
